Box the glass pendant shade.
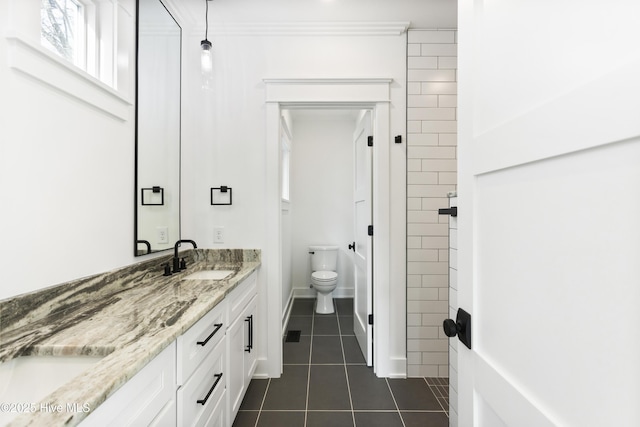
[201,39,212,75]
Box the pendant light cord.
[205,0,209,41]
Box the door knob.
[442,319,460,337]
[348,242,355,252]
[443,308,472,349]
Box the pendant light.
[201,0,213,88]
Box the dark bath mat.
[286,330,301,342]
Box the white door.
[353,110,373,366]
[456,1,640,426]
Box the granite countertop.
[0,249,260,427]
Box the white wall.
[179,29,409,377]
[0,0,138,300]
[289,111,356,298]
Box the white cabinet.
[79,342,176,427]
[177,301,227,427]
[226,272,258,423]
[79,270,259,427]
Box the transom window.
[41,0,84,66]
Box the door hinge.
[367,225,373,236]
[368,314,373,325]
[367,136,373,147]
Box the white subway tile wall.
[406,29,457,379]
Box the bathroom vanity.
[0,249,260,427]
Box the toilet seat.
[312,271,338,281]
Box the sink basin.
[182,270,234,280]
[0,355,103,424]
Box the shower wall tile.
[407,29,457,379]
[408,30,456,44]
[421,43,458,57]
[407,56,439,69]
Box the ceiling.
[174,0,457,30]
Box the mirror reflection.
[135,0,181,255]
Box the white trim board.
[189,22,410,37]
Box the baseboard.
[387,357,408,378]
[281,288,294,337]
[253,358,271,379]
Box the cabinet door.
[227,309,246,420]
[203,390,226,427]
[243,296,258,386]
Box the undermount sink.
[182,270,234,281]
[0,355,104,424]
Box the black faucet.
[173,239,197,273]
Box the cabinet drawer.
[201,388,226,427]
[227,271,257,322]
[177,301,226,385]
[177,338,225,427]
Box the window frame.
[5,0,134,120]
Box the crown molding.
[190,21,410,37]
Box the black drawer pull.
[438,207,457,217]
[196,373,223,405]
[245,315,253,353]
[197,323,223,346]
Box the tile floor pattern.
[233,298,449,427]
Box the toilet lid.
[312,271,337,281]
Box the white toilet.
[309,245,339,314]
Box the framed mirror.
[134,0,181,255]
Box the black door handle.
[348,242,355,252]
[443,308,471,349]
[438,207,457,217]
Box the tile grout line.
[385,378,408,427]
[253,378,271,427]
[425,377,449,414]
[303,305,316,427]
[336,301,357,427]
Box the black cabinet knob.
[348,242,355,252]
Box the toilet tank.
[309,245,339,271]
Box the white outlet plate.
[157,226,168,244]
[213,226,224,243]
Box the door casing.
[263,78,406,378]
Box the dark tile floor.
[233,298,449,427]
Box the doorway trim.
[263,78,406,378]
